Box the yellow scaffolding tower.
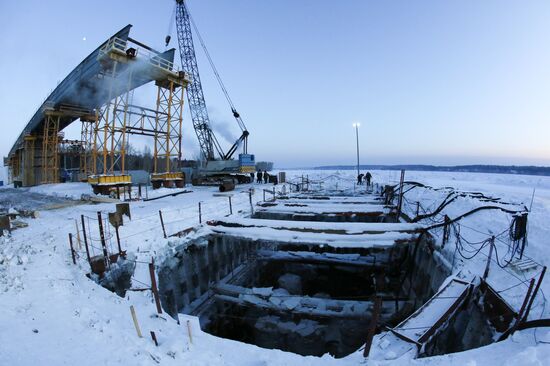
[42,111,61,184]
[80,119,94,181]
[87,35,189,194]
[89,56,133,192]
[23,135,37,186]
[151,77,186,188]
[8,153,20,185]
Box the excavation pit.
[252,200,395,223]
[200,253,410,358]
[152,208,511,359]
[157,228,456,358]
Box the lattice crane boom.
[175,0,221,161]
[174,0,249,162]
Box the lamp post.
[352,122,360,177]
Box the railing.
[100,36,178,75]
[99,36,127,56]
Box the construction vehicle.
[169,0,255,184]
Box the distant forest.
[65,144,274,172]
[313,164,550,177]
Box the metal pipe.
[353,123,360,176]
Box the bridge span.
[5,24,188,191]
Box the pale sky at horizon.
[1,0,550,169]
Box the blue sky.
[1,0,550,168]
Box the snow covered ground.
[1,170,549,365]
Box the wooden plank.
[392,279,473,344]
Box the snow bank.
[1,171,550,365]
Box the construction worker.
[357,173,364,185]
[365,171,372,187]
[256,170,263,183]
[263,170,269,184]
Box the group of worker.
[357,171,372,186]
[251,170,272,184]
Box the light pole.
[352,122,360,177]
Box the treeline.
[256,161,274,171]
[80,144,273,172]
[313,164,550,177]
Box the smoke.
[209,118,238,145]
[206,105,239,145]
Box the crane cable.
[185,3,248,132]
[165,3,176,48]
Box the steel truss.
[91,61,133,177]
[175,0,222,160]
[80,120,94,180]
[154,80,185,175]
[89,56,187,188]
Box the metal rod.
[150,331,159,346]
[68,233,76,265]
[115,225,122,256]
[198,202,202,223]
[97,212,110,270]
[514,278,536,330]
[80,215,91,265]
[159,210,167,239]
[396,170,405,218]
[229,196,233,215]
[522,266,547,323]
[354,124,360,177]
[442,215,450,248]
[483,237,495,281]
[149,258,163,314]
[127,37,162,55]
